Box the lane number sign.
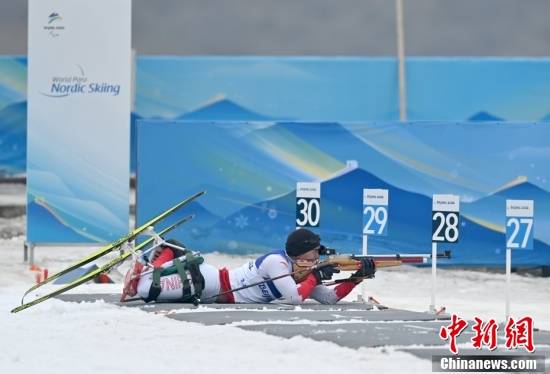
[506,200,534,250]
[363,189,388,236]
[432,194,460,243]
[296,182,321,227]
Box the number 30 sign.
[296,182,321,227]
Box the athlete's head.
[285,228,321,267]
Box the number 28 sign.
[432,194,460,243]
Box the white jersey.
[228,249,340,304]
[135,249,348,305]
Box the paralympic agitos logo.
[41,65,121,98]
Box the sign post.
[362,188,389,301]
[431,194,460,313]
[505,200,534,321]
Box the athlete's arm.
[260,255,319,304]
[310,282,358,304]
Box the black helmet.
[285,228,321,257]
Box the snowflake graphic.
[234,214,249,229]
[268,208,278,220]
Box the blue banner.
[3,57,550,176]
[136,121,550,266]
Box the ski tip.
[177,214,194,223]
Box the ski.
[11,214,195,313]
[20,190,206,304]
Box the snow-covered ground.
[1,215,549,373]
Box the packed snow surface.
[1,227,549,373]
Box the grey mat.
[56,293,377,311]
[239,321,457,348]
[239,322,550,350]
[56,293,450,324]
[166,308,449,325]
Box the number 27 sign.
[506,200,534,250]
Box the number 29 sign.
[363,189,388,236]
[296,182,321,227]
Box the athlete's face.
[292,248,320,267]
[291,248,320,281]
[291,248,319,282]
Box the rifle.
[290,247,451,282]
[313,249,451,284]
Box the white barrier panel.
[27,0,131,243]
